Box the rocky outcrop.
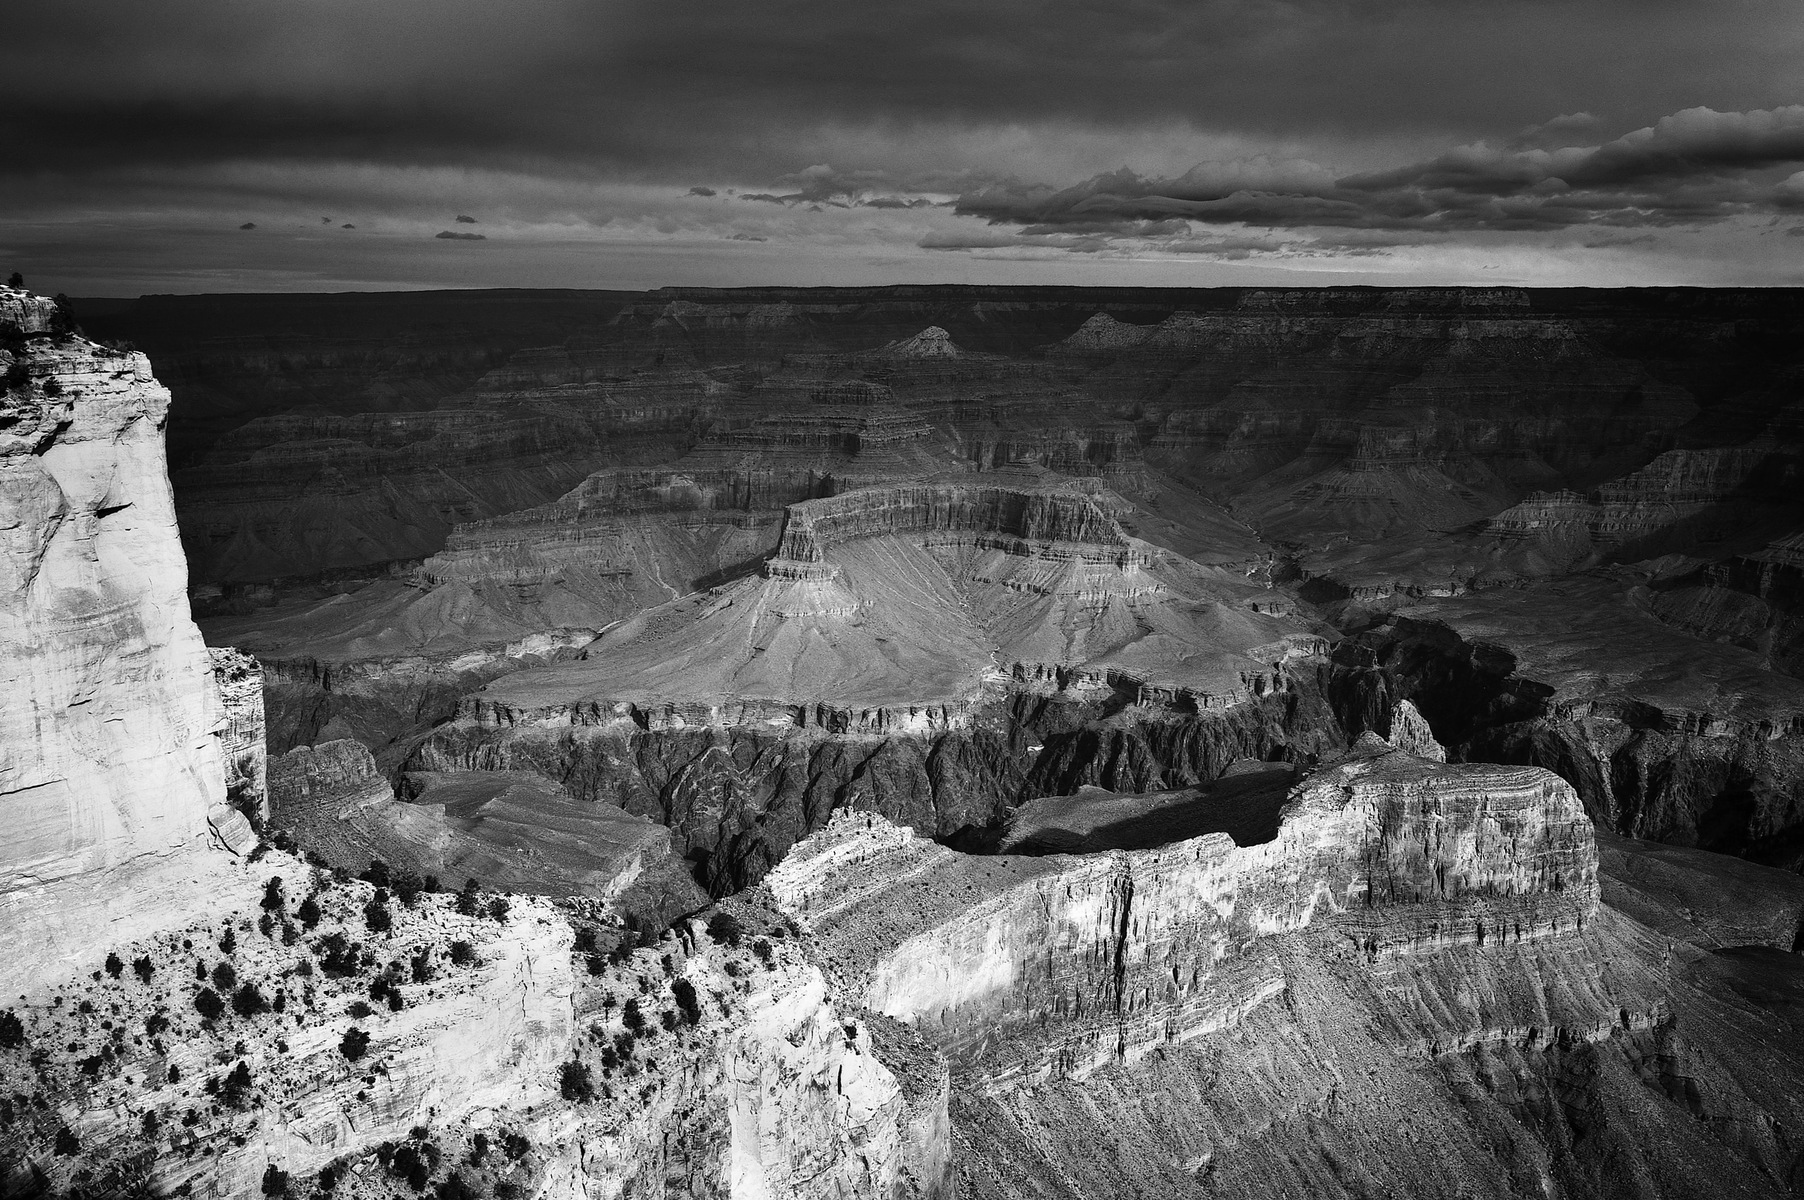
[1331,604,1804,868]
[210,646,267,826]
[770,744,1596,1085]
[769,481,1135,567]
[886,326,961,358]
[0,285,239,996]
[0,863,950,1200]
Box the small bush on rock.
[232,983,270,1017]
[261,876,285,912]
[133,955,154,983]
[705,912,743,948]
[261,1164,289,1196]
[449,941,475,967]
[0,1010,24,1049]
[559,1059,595,1103]
[194,989,225,1020]
[339,1027,370,1061]
[54,1125,80,1155]
[222,1061,253,1108]
[365,890,393,934]
[105,952,124,978]
[672,978,702,1026]
[297,896,322,930]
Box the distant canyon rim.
[2,280,1803,1199]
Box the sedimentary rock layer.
[769,743,1597,1085]
[0,286,241,994]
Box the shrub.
[141,1110,160,1139]
[448,941,475,967]
[671,978,702,1026]
[222,1061,253,1108]
[261,876,285,912]
[145,1012,169,1037]
[347,1001,374,1019]
[502,1132,529,1159]
[386,987,405,1012]
[455,879,481,916]
[259,913,275,937]
[261,1164,289,1196]
[105,952,124,979]
[232,983,270,1017]
[468,1132,489,1165]
[296,896,322,930]
[194,988,225,1020]
[133,955,155,983]
[339,1027,370,1061]
[211,962,237,992]
[220,927,237,955]
[54,1125,80,1155]
[7,272,21,288]
[0,1010,23,1049]
[486,895,510,923]
[437,1173,477,1200]
[394,873,422,908]
[362,859,391,890]
[317,932,359,976]
[389,1144,429,1190]
[621,999,645,1034]
[365,890,393,934]
[410,950,433,984]
[705,912,743,948]
[559,1059,595,1102]
[752,938,773,966]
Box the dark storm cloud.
[955,107,1804,239]
[3,0,1801,185]
[6,0,1804,289]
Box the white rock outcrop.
[0,286,236,994]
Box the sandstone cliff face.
[769,744,1597,1085]
[0,286,238,995]
[0,864,950,1200]
[211,646,268,826]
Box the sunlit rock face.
[0,861,951,1200]
[769,743,1598,1086]
[0,286,236,994]
[210,646,267,825]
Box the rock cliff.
[770,744,1597,1085]
[0,285,241,996]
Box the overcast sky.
[5,0,1804,294]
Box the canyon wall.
[0,285,242,994]
[769,743,1597,1085]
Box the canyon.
[3,281,1803,1197]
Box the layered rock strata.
[210,646,267,826]
[769,743,1597,1086]
[1337,594,1804,867]
[0,286,239,996]
[0,863,950,1199]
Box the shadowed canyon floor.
[5,283,1804,1197]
